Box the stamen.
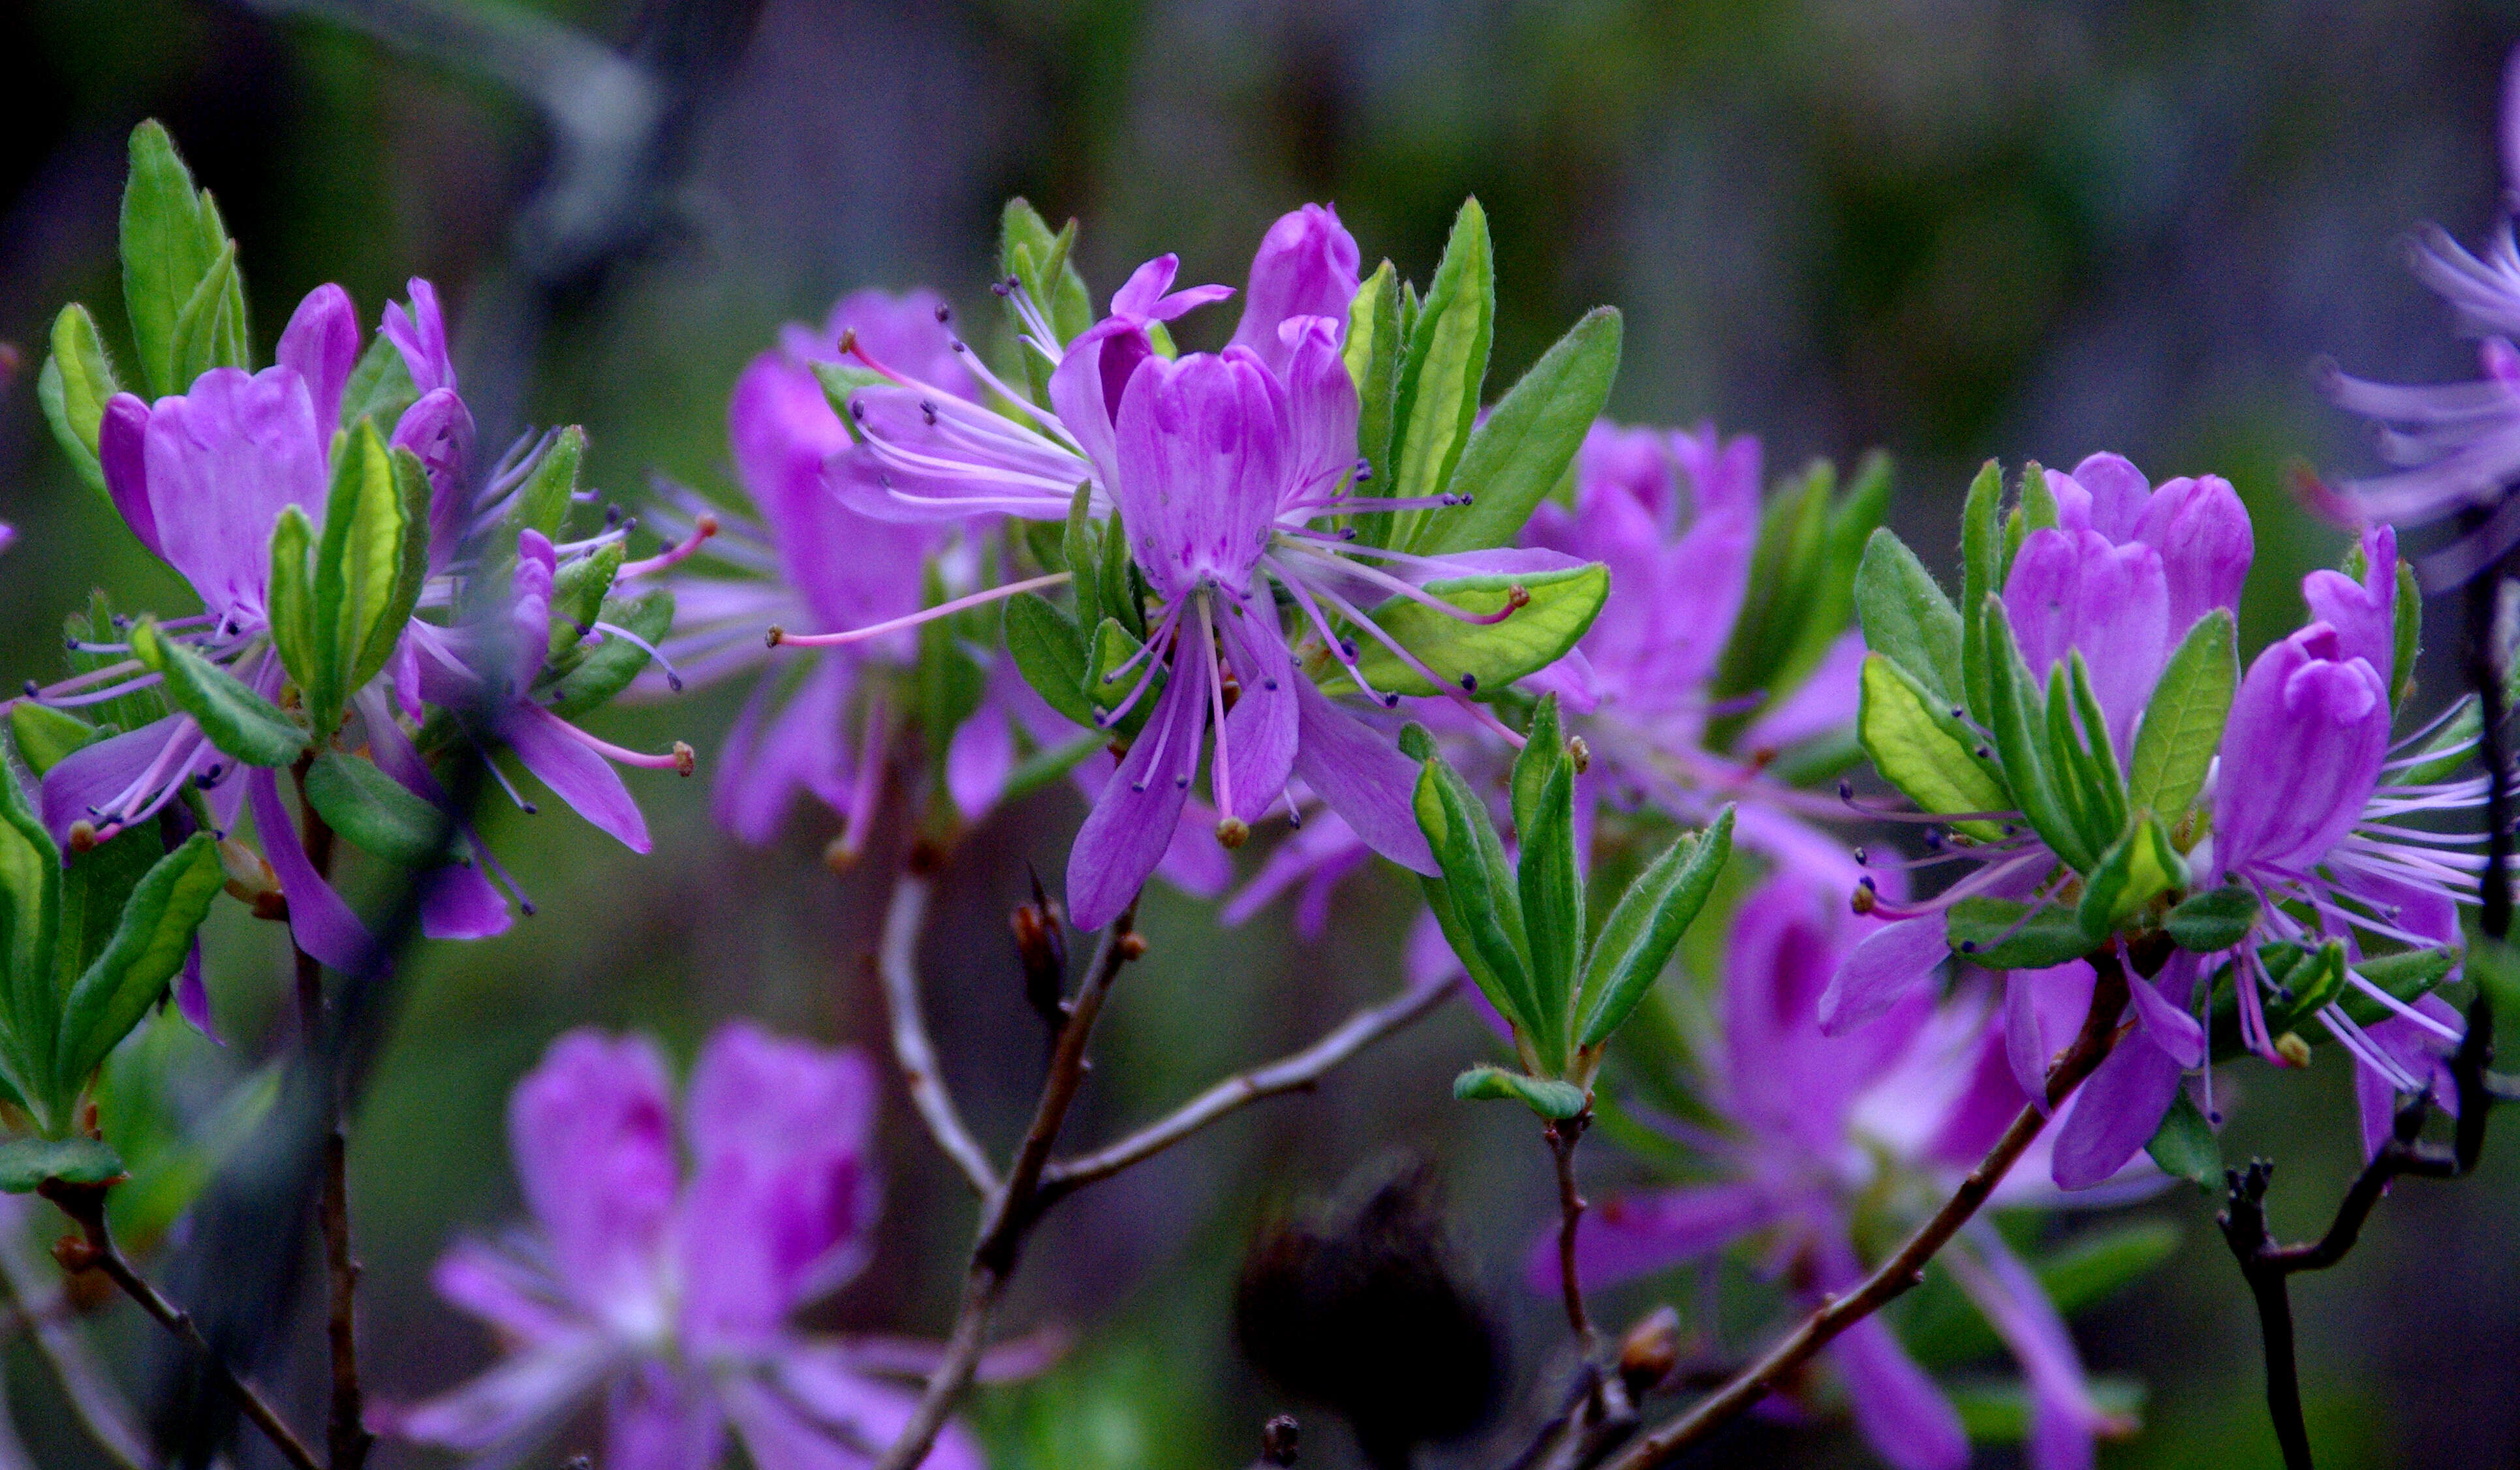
[1200,594,1236,827]
[589,620,687,692]
[771,572,1072,647]
[615,513,717,580]
[547,718,696,774]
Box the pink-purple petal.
[504,705,651,854]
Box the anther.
[1382,693,1400,709]
[672,741,696,777]
[1459,673,1478,692]
[1567,736,1591,774]
[766,626,786,647]
[935,303,952,324]
[837,327,859,352]
[1850,877,1878,915]
[1853,846,1870,865]
[921,399,939,425]
[20,680,35,696]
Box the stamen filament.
[770,573,1072,648]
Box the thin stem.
[1546,1111,1594,1343]
[871,899,1145,1470]
[290,756,369,1470]
[878,871,1002,1197]
[37,1182,322,1470]
[1037,975,1459,1201]
[0,1208,149,1470]
[1600,955,2132,1470]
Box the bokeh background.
[5,1,2520,1467]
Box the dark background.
[3,1,2518,1466]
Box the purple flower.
[1540,874,2139,1470]
[384,1023,989,1470]
[2319,48,2520,568]
[636,290,1056,855]
[1822,455,2250,1107]
[37,280,677,967]
[804,207,1578,928]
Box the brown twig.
[1545,1110,1594,1343]
[37,1180,322,1470]
[869,899,1145,1470]
[1598,953,2132,1470]
[292,756,370,1470]
[2217,994,2495,1470]
[1036,975,1459,1202]
[878,872,1002,1197]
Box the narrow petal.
[381,278,458,394]
[1217,613,1300,821]
[1817,915,1946,1035]
[2050,1032,2181,1189]
[678,1026,881,1349]
[245,765,377,975]
[1228,204,1361,376]
[2125,968,2206,1069]
[1288,677,1434,874]
[275,283,360,432]
[2212,625,2389,876]
[174,940,217,1039]
[144,366,329,617]
[508,1030,679,1335]
[1531,1183,1776,1294]
[393,387,478,562]
[713,659,858,846]
[1828,1316,1970,1470]
[99,393,161,558]
[504,705,651,853]
[431,1238,582,1345]
[944,691,1016,821]
[775,1351,989,1470]
[606,1362,724,1470]
[40,713,204,846]
[1068,649,1208,930]
[422,861,514,941]
[388,1332,618,1457]
[2301,523,2398,684]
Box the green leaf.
[1709,460,1834,715]
[1510,694,1565,841]
[2127,608,2235,825]
[1345,262,1404,545]
[2074,814,2186,938]
[1005,593,1097,729]
[1413,307,1623,555]
[301,752,454,867]
[2391,558,2421,707]
[2165,884,2258,953]
[267,505,321,698]
[0,1137,126,1193]
[0,746,61,1120]
[1735,451,1890,742]
[39,305,123,496]
[510,425,585,542]
[166,242,250,388]
[336,330,418,433]
[2019,461,2060,532]
[2209,942,2352,1061]
[1000,199,1093,366]
[548,544,626,660]
[1318,562,1608,700]
[1854,527,1963,704]
[1390,199,1493,548]
[9,703,105,778]
[1100,507,1144,641]
[119,120,235,398]
[1062,482,1102,633]
[129,619,306,769]
[1451,1064,1587,1120]
[315,426,428,713]
[542,589,674,721]
[1855,653,2011,842]
[1576,807,1735,1048]
[1958,459,2004,722]
[1518,761,1584,1068]
[1414,752,1536,1038]
[2147,1090,2221,1187]
[1085,618,1166,740]
[56,827,163,1015]
[1982,600,2094,872]
[55,832,221,1090]
[1946,896,2096,970]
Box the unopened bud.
[52,1233,101,1274]
[1216,816,1250,849]
[1617,1305,1682,1400]
[1118,932,1149,961]
[219,839,281,904]
[1260,1415,1299,1466]
[2274,1032,2312,1068]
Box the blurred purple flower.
[806,207,1579,928]
[1536,874,2140,1470]
[384,1023,989,1470]
[2319,49,2520,581]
